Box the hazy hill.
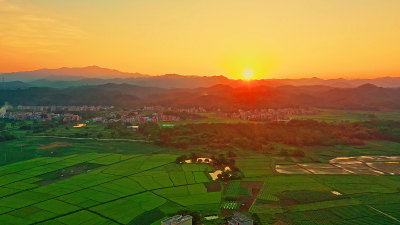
[3,66,400,89]
[2,83,400,110]
[1,66,147,82]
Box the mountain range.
[2,66,400,89]
[2,82,400,110]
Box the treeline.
[140,120,382,151]
[363,120,400,142]
[0,131,15,142]
[19,119,64,133]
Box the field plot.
[221,201,239,210]
[236,156,273,179]
[225,181,242,199]
[0,151,222,224]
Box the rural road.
[26,135,150,143]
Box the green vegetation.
[249,175,400,224]
[0,151,221,224]
[153,120,381,151]
[1,110,400,224]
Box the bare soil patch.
[366,162,400,174]
[205,182,221,192]
[240,181,264,211]
[275,165,310,174]
[38,142,72,150]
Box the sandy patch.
[329,157,362,164]
[73,124,86,128]
[366,162,400,175]
[334,163,384,175]
[275,165,311,174]
[39,142,72,150]
[357,156,400,162]
[209,166,231,180]
[185,157,213,164]
[278,155,400,175]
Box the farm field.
[292,109,400,122]
[35,123,145,140]
[0,137,175,166]
[276,155,400,175]
[0,145,221,224]
[1,128,400,224]
[181,113,261,125]
[249,174,400,224]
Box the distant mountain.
[0,81,30,90]
[2,83,400,110]
[2,66,400,89]
[1,66,148,82]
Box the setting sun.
[243,69,254,80]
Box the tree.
[226,150,236,158]
[190,153,199,163]
[280,149,289,156]
[175,155,187,164]
[293,149,305,157]
[97,132,103,139]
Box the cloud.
[0,0,85,53]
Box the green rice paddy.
[0,141,221,224]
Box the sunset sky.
[1,0,400,79]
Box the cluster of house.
[15,105,113,112]
[228,212,254,225]
[2,112,81,122]
[216,108,319,121]
[162,215,193,225]
[161,212,253,225]
[91,111,181,124]
[91,106,206,124]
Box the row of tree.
[144,120,380,151]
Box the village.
[2,105,319,125]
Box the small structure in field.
[127,125,139,131]
[228,212,253,225]
[209,166,231,181]
[162,124,175,127]
[161,215,192,225]
[73,124,86,128]
[184,158,213,164]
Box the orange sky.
[1,0,400,79]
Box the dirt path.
[26,135,150,142]
[367,205,400,223]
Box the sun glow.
[242,69,254,80]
